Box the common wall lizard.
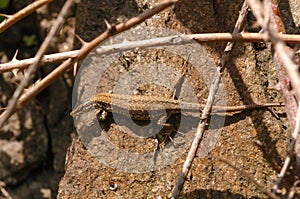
[70,93,284,120]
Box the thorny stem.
[0,0,53,33]
[0,33,300,73]
[0,0,75,128]
[0,0,178,128]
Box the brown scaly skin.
[71,93,284,120]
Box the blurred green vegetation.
[0,0,10,22]
[23,34,38,47]
[0,0,10,9]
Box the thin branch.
[0,0,75,128]
[0,50,79,73]
[0,0,53,33]
[217,157,281,199]
[170,1,249,198]
[273,103,300,192]
[246,0,300,100]
[75,0,178,60]
[95,32,300,54]
[1,32,300,73]
[0,0,178,128]
[247,0,300,174]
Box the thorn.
[104,19,117,35]
[73,61,78,77]
[11,50,19,62]
[10,50,24,80]
[34,78,42,84]
[75,34,88,47]
[104,19,112,30]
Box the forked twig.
[170,1,249,198]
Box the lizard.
[70,92,284,121]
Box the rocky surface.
[0,0,299,198]
[58,0,299,198]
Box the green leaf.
[0,0,10,9]
[23,34,38,47]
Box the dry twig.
[247,0,300,173]
[273,103,300,192]
[1,33,299,73]
[0,0,75,128]
[0,0,178,129]
[0,0,53,33]
[170,1,249,198]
